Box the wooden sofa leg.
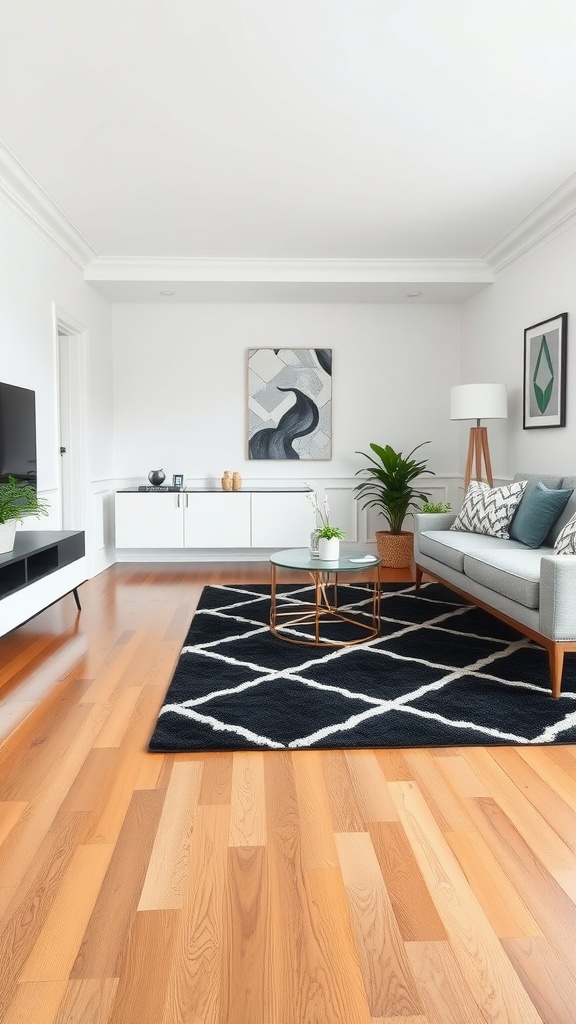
[414,565,423,592]
[548,645,564,699]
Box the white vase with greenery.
[318,535,341,560]
[307,490,345,561]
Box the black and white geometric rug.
[148,582,576,752]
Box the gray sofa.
[413,474,576,697]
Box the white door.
[56,316,88,532]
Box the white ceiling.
[1,0,576,300]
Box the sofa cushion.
[513,473,572,546]
[463,548,550,609]
[419,529,524,573]
[509,481,573,548]
[550,478,576,545]
[450,480,526,539]
[554,511,576,555]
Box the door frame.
[52,304,89,534]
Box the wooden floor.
[0,562,575,1024]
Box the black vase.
[148,469,166,486]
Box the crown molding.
[0,141,97,271]
[483,173,576,274]
[84,256,494,285]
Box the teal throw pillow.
[510,481,574,548]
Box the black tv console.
[0,530,86,637]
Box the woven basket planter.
[375,530,413,568]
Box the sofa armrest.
[413,512,458,534]
[413,512,458,564]
[539,555,576,640]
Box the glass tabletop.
[270,548,381,571]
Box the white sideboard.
[114,488,314,551]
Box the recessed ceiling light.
[160,289,175,296]
[406,290,422,298]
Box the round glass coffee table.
[269,548,381,646]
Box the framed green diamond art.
[523,312,567,429]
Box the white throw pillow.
[554,511,576,554]
[450,480,527,539]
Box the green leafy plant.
[420,500,452,514]
[307,490,346,540]
[354,442,434,534]
[0,476,50,525]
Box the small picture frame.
[172,474,184,488]
[523,312,568,429]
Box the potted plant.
[0,476,50,554]
[420,500,452,514]
[354,442,434,566]
[307,491,345,560]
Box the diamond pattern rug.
[148,582,576,751]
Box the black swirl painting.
[248,349,332,460]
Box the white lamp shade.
[450,383,508,421]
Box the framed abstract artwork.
[523,313,567,429]
[247,348,332,459]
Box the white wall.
[0,201,115,573]
[461,223,576,478]
[112,302,461,488]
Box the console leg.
[73,588,82,612]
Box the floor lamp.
[450,383,508,489]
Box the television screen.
[0,383,37,486]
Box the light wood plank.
[336,831,424,1018]
[71,789,164,979]
[345,751,400,823]
[19,843,113,981]
[465,747,576,870]
[138,760,203,910]
[389,780,545,1024]
[292,750,339,869]
[2,980,68,1024]
[0,801,28,846]
[161,803,229,1024]
[323,750,366,831]
[501,936,576,1024]
[228,751,267,847]
[369,822,447,942]
[53,979,119,1024]
[445,830,541,938]
[108,910,180,1024]
[406,940,488,1024]
[92,687,143,748]
[220,845,273,1024]
[299,866,372,1024]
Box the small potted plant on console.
[0,476,50,554]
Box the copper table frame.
[269,558,381,647]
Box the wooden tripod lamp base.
[464,426,493,489]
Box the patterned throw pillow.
[450,480,527,539]
[554,511,576,554]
